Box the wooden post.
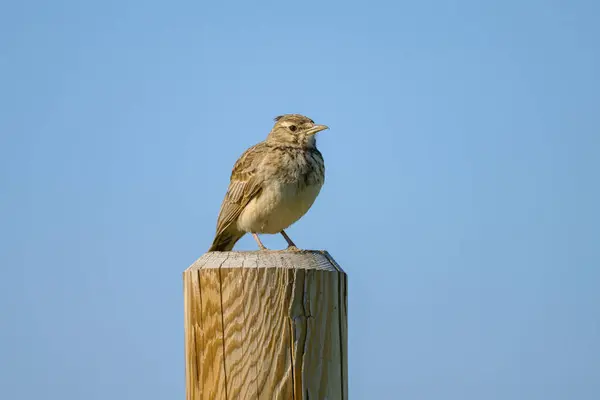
[183,250,348,400]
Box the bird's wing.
[214,142,268,236]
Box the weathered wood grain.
[183,250,348,400]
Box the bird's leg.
[252,233,268,250]
[280,230,299,250]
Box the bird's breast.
[237,148,325,234]
[237,182,322,234]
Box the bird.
[208,114,328,252]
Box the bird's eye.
[289,125,297,132]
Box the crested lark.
[208,114,328,251]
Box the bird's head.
[266,114,328,148]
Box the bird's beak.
[305,124,329,136]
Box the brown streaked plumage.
[209,114,328,251]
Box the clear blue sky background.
[1,0,599,399]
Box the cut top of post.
[186,250,344,272]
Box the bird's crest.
[274,114,314,124]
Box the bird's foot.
[280,230,299,250]
[252,233,268,250]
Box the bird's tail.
[208,228,244,252]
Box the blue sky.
[1,0,599,399]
